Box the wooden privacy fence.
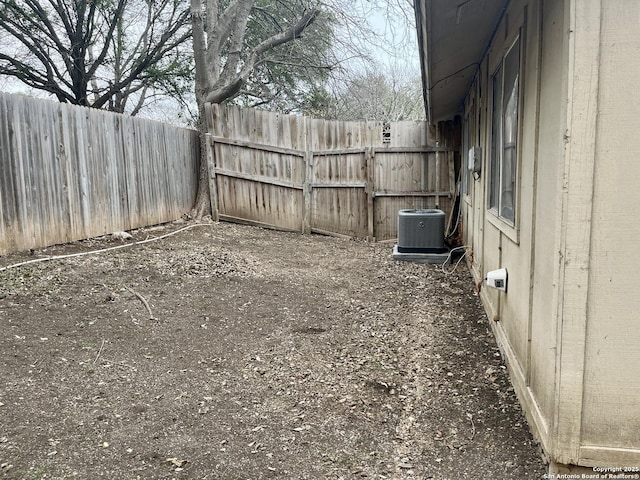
[205,104,456,241]
[0,93,200,255]
[0,95,455,254]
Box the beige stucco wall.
[580,0,640,462]
[466,1,537,358]
[459,0,640,467]
[529,0,567,445]
[462,0,556,450]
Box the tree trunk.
[189,0,320,219]
[191,102,212,219]
[190,0,213,219]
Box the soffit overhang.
[415,0,508,123]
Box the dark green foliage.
[231,6,335,112]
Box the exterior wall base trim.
[472,265,552,463]
[578,446,640,467]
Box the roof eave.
[415,0,509,123]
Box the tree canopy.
[228,1,336,113]
[189,0,324,216]
[320,67,424,121]
[190,0,322,106]
[0,0,192,114]
[0,0,421,121]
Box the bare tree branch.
[216,0,253,88]
[203,6,320,104]
[0,0,193,113]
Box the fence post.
[445,150,458,237]
[206,134,219,222]
[303,149,313,234]
[366,147,375,241]
[302,115,312,234]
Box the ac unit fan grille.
[397,209,446,253]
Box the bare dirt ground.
[0,220,546,480]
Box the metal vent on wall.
[397,209,446,253]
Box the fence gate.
[205,104,457,241]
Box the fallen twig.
[93,339,106,366]
[125,286,156,321]
[468,413,476,441]
[100,358,137,370]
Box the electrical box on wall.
[468,146,482,173]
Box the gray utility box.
[397,209,446,253]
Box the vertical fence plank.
[0,93,199,255]
[303,150,312,234]
[207,134,220,222]
[203,104,456,242]
[366,148,375,241]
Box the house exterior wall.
[458,0,640,467]
[529,0,566,445]
[580,0,640,464]
[461,0,556,451]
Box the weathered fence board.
[208,105,307,232]
[205,104,456,241]
[0,93,199,255]
[1,95,455,254]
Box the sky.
[0,1,422,124]
[332,0,421,75]
[369,2,420,70]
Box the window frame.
[487,33,522,235]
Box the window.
[489,36,520,223]
[463,112,470,196]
